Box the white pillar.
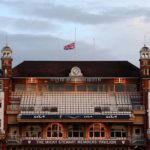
[147,92,150,133]
[0,92,4,133]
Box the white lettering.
[33,115,45,119]
[106,115,118,119]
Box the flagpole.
[74,27,77,61]
[75,27,76,43]
[93,38,95,51]
[144,35,146,46]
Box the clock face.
[72,67,80,75]
[70,66,83,77]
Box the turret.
[1,45,12,77]
[139,45,150,149]
[140,46,150,77]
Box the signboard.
[19,114,131,119]
[22,139,130,145]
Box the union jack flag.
[64,42,75,50]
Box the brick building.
[0,45,149,150]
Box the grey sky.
[0,0,150,66]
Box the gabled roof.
[12,61,139,78]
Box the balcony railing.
[7,105,20,111]
[132,105,145,111]
[6,135,146,146]
[131,135,146,145]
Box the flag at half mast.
[64,42,75,50]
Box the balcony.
[6,135,146,146]
[7,104,20,114]
[131,135,146,145]
[0,130,5,141]
[133,105,145,115]
[7,91,144,121]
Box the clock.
[72,67,80,76]
[69,66,83,77]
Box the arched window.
[142,53,145,58]
[68,124,84,138]
[87,123,108,139]
[47,123,63,138]
[146,53,149,58]
[25,126,41,137]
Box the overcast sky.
[0,0,150,67]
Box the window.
[66,84,75,91]
[87,84,98,92]
[15,84,26,91]
[110,126,127,138]
[88,123,107,139]
[26,84,37,91]
[134,128,141,135]
[68,124,84,138]
[25,126,41,137]
[53,84,64,92]
[47,123,63,138]
[99,84,108,92]
[115,84,125,92]
[77,85,86,91]
[126,84,137,92]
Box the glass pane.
[80,132,83,137]
[59,132,62,137]
[87,84,98,92]
[111,132,114,137]
[135,128,141,135]
[126,84,137,92]
[52,132,57,137]
[48,84,53,91]
[122,132,127,137]
[74,132,79,137]
[15,84,26,91]
[94,132,100,137]
[26,84,36,91]
[101,132,105,137]
[116,132,121,137]
[54,84,64,91]
[66,84,75,91]
[47,132,51,137]
[77,85,86,91]
[115,84,125,92]
[68,132,72,137]
[90,132,93,137]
